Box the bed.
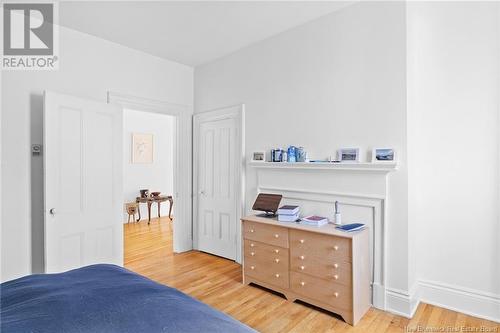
[0,264,256,333]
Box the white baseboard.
[384,280,500,322]
[419,279,500,323]
[385,284,420,318]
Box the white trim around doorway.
[107,91,193,253]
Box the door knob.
[199,190,205,195]
[49,208,56,215]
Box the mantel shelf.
[248,161,398,172]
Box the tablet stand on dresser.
[241,215,371,325]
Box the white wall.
[195,1,410,294]
[123,109,174,221]
[408,2,500,321]
[1,26,193,282]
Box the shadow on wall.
[30,93,45,274]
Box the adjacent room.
[122,109,175,268]
[1,1,499,332]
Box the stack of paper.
[277,205,300,222]
[301,215,329,227]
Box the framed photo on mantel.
[372,148,396,163]
[338,148,360,163]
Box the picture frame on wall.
[372,148,396,163]
[132,133,154,164]
[252,151,266,162]
[338,148,360,162]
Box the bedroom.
[1,1,499,332]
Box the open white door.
[44,91,123,273]
[194,105,244,261]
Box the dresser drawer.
[244,253,289,289]
[290,253,352,286]
[290,230,351,262]
[244,240,288,263]
[290,272,352,310]
[243,221,289,248]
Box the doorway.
[122,109,175,258]
[108,92,193,255]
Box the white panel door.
[194,106,244,260]
[44,91,123,273]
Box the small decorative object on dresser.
[252,151,266,162]
[338,148,360,162]
[334,201,342,225]
[241,215,371,325]
[372,148,396,163]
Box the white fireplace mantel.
[247,160,398,312]
[249,161,398,173]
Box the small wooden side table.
[135,196,173,224]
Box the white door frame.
[193,104,245,263]
[107,92,193,253]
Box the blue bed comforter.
[0,264,256,333]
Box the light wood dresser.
[241,215,370,325]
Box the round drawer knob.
[300,265,305,270]
[300,281,306,286]
[333,245,339,251]
[250,229,255,233]
[275,258,280,263]
[334,274,339,280]
[250,252,255,256]
[274,249,280,254]
[274,234,279,238]
[250,266,255,270]
[334,292,339,298]
[300,255,305,260]
[333,263,339,269]
[299,239,305,244]
[275,274,280,278]
[250,243,255,247]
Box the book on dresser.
[277,205,300,222]
[278,214,299,222]
[241,214,371,326]
[336,223,366,232]
[277,205,300,215]
[301,215,329,226]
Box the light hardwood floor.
[124,217,499,333]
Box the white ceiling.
[59,1,353,67]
